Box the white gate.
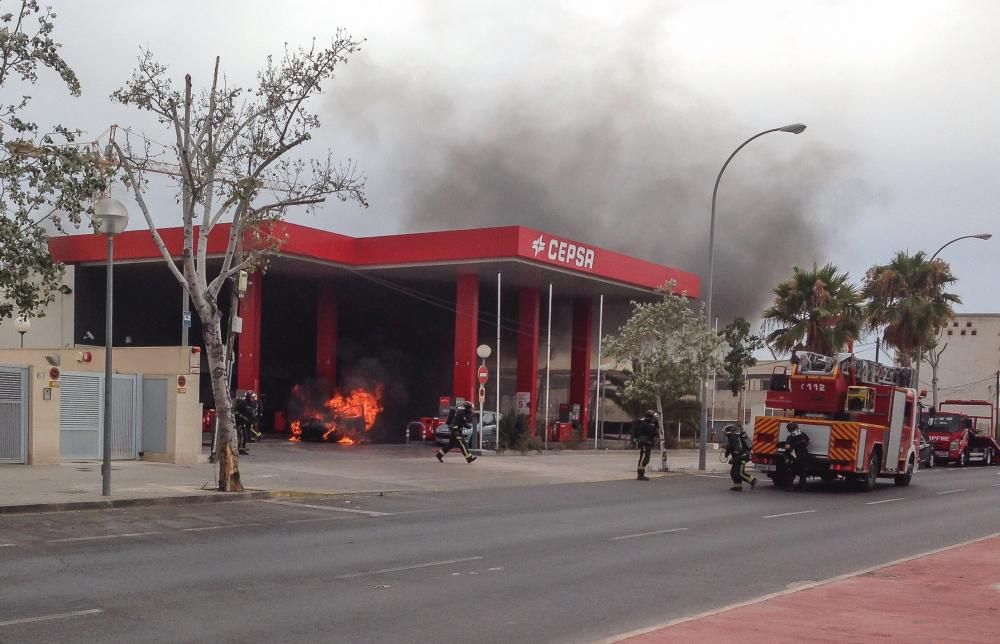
[0,365,28,463]
[60,372,138,460]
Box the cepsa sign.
[529,234,596,270]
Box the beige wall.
[0,346,201,465]
[917,314,1000,408]
[0,266,75,350]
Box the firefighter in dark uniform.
[785,422,810,489]
[234,390,255,455]
[724,424,756,491]
[634,410,658,481]
[436,401,478,463]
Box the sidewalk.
[0,440,730,513]
[614,533,1000,643]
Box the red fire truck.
[751,351,921,490]
[923,399,999,466]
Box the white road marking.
[48,532,159,543]
[0,544,15,548]
[181,523,261,532]
[334,556,484,580]
[610,528,688,541]
[285,516,357,524]
[693,474,729,479]
[865,498,904,505]
[265,500,390,517]
[762,510,817,519]
[937,489,966,495]
[0,609,103,628]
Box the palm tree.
[762,263,863,355]
[863,251,960,366]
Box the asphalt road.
[1,465,998,643]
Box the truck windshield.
[926,415,962,431]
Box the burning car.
[288,384,384,444]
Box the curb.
[0,489,327,515]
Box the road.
[1,465,997,643]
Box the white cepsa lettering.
[547,239,595,269]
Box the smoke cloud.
[326,3,869,320]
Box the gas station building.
[27,222,699,448]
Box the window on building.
[966,321,973,327]
[961,330,967,336]
[744,408,751,424]
[971,330,977,336]
[954,321,959,327]
[947,330,953,336]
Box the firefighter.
[724,424,756,491]
[634,410,658,481]
[436,401,477,463]
[785,422,810,489]
[248,391,263,443]
[234,390,255,455]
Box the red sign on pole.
[477,365,489,385]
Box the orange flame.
[325,385,384,430]
[287,384,384,443]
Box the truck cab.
[925,400,999,466]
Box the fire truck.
[751,351,921,490]
[922,399,999,466]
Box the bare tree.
[925,336,948,410]
[110,36,367,491]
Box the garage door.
[0,365,28,463]
[60,372,138,460]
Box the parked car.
[434,411,501,449]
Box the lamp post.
[698,123,807,470]
[913,233,992,392]
[930,233,991,261]
[14,317,30,348]
[93,198,129,497]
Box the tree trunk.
[931,363,939,410]
[655,395,667,472]
[202,309,243,492]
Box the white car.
[434,411,501,449]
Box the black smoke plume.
[325,4,869,321]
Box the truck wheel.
[820,471,835,483]
[773,469,794,489]
[858,451,880,491]
[894,457,914,487]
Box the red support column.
[516,287,540,431]
[316,283,337,390]
[570,297,592,439]
[237,272,263,394]
[452,274,480,403]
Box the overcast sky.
[21,0,1000,348]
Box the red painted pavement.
[617,534,1000,643]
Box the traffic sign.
[478,385,486,403]
[183,310,192,328]
[477,364,489,385]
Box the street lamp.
[930,233,992,261]
[698,123,807,470]
[915,233,992,393]
[93,197,129,497]
[14,317,30,348]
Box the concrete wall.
[917,314,1000,410]
[0,345,201,465]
